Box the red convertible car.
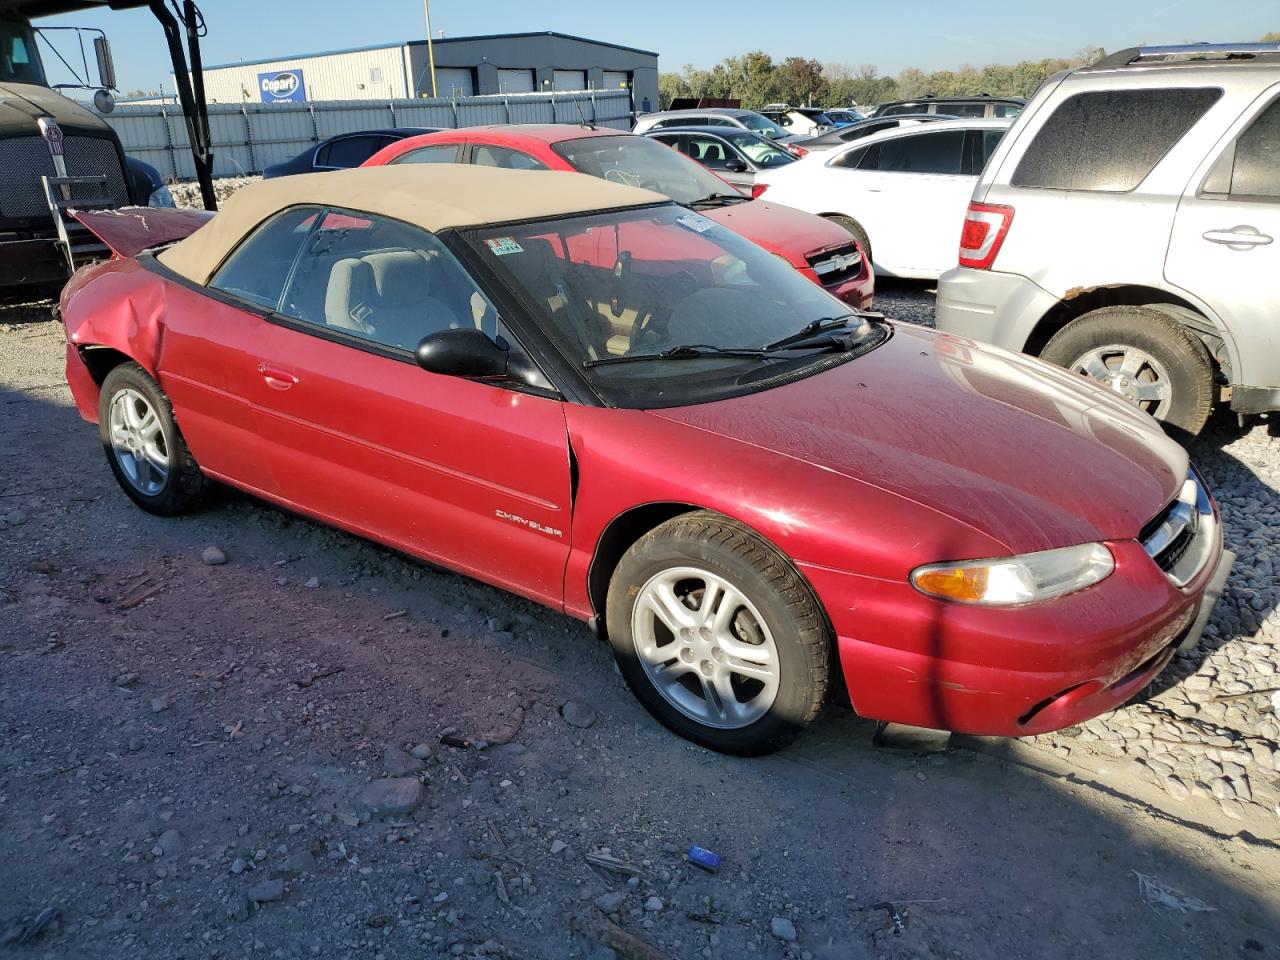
[61,166,1230,755]
[362,124,874,311]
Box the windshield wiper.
[764,312,883,351]
[687,193,750,209]
[584,344,773,368]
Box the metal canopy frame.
[0,0,217,209]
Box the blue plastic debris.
[687,845,721,872]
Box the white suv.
[935,43,1280,436]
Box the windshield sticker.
[676,213,716,234]
[486,237,525,256]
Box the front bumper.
[934,266,1060,352]
[800,518,1229,737]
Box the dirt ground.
[1,295,1278,960]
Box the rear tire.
[1039,306,1215,436]
[605,512,830,755]
[99,362,210,516]
[823,214,872,265]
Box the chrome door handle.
[1202,226,1273,247]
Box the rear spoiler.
[70,206,216,260]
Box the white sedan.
[757,119,1012,279]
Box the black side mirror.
[724,156,748,173]
[416,328,509,378]
[415,327,543,385]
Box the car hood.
[647,323,1186,554]
[703,200,851,264]
[0,81,112,137]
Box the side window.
[209,206,319,309]
[831,145,870,169]
[1012,87,1223,192]
[963,129,1007,175]
[1202,97,1280,200]
[319,135,386,169]
[947,103,986,119]
[278,210,501,353]
[471,145,549,170]
[390,144,461,165]
[686,135,734,170]
[864,130,966,175]
[879,104,910,117]
[993,103,1023,118]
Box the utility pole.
[422,0,437,97]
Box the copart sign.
[258,69,306,103]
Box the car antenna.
[573,96,597,131]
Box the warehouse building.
[197,31,658,111]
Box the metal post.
[422,0,437,98]
[147,0,216,210]
[240,105,255,174]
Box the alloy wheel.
[1070,343,1173,420]
[107,388,169,496]
[631,566,780,729]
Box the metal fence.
[99,89,634,181]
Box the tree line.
[658,48,1106,110]
[659,34,1280,110]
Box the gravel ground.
[0,250,1277,959]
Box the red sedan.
[61,165,1230,755]
[361,124,874,311]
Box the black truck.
[0,4,201,292]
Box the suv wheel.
[1040,306,1215,435]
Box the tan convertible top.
[157,165,667,284]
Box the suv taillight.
[958,202,1014,270]
[751,183,769,199]
[785,144,808,158]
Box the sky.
[28,0,1280,94]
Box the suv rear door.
[1165,86,1280,400]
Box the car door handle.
[1202,226,1273,248]
[257,364,299,390]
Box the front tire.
[605,512,830,755]
[1039,306,1215,436]
[99,362,210,515]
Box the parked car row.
[53,43,1270,755]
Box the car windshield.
[466,204,888,409]
[721,131,795,167]
[0,17,46,85]
[738,112,791,139]
[553,135,740,205]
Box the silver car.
[644,126,798,191]
[632,108,804,145]
[935,42,1280,436]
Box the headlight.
[148,184,176,208]
[911,543,1114,605]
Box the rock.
[1211,777,1235,801]
[383,745,425,777]
[561,701,598,729]
[231,857,246,875]
[1163,776,1191,801]
[643,896,663,912]
[410,743,433,760]
[550,839,568,855]
[201,546,227,566]
[594,891,625,915]
[149,695,172,714]
[771,917,798,942]
[276,850,317,876]
[155,828,184,857]
[356,778,424,817]
[226,895,250,923]
[1184,675,1213,692]
[247,879,285,903]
